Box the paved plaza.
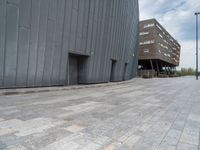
[0,77,199,150]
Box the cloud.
[139,0,200,69]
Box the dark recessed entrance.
[110,60,117,82]
[123,63,128,81]
[68,54,88,85]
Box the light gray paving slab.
[176,142,198,150]
[179,123,199,145]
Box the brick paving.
[0,77,199,150]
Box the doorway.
[68,54,88,85]
[68,55,79,85]
[110,60,117,82]
[123,63,128,81]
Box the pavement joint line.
[156,111,180,150]
[175,89,195,149]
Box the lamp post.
[195,12,200,80]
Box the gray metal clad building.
[0,0,139,88]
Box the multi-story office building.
[0,0,139,88]
[138,19,181,74]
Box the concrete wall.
[0,0,139,88]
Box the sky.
[139,0,200,69]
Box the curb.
[0,79,137,96]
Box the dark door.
[110,60,116,82]
[69,55,78,85]
[123,63,128,81]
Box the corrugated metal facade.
[0,0,139,88]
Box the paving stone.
[104,143,118,150]
[0,128,15,136]
[65,125,85,133]
[40,134,82,150]
[188,113,200,122]
[41,141,81,150]
[6,144,27,150]
[176,142,198,150]
[0,118,65,137]
[179,124,199,145]
[81,142,101,150]
[123,134,141,148]
[158,129,182,149]
[158,145,176,150]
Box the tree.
[177,68,195,76]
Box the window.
[173,47,176,50]
[156,24,163,31]
[158,33,163,38]
[144,49,149,53]
[158,43,168,49]
[140,32,149,36]
[144,23,155,28]
[140,40,155,45]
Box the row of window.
[158,33,163,38]
[143,49,179,61]
[172,47,177,50]
[140,40,179,56]
[164,53,171,57]
[143,22,175,41]
[158,44,180,57]
[174,43,180,49]
[140,32,149,36]
[142,23,180,49]
[159,34,180,49]
[159,51,179,62]
[171,58,178,63]
[155,24,180,48]
[144,49,149,53]
[156,24,162,31]
[155,24,173,42]
[163,39,169,45]
[172,58,179,63]
[158,43,168,50]
[144,23,155,28]
[140,40,155,45]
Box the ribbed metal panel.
[0,0,139,88]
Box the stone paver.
[0,77,199,150]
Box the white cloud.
[139,0,200,69]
